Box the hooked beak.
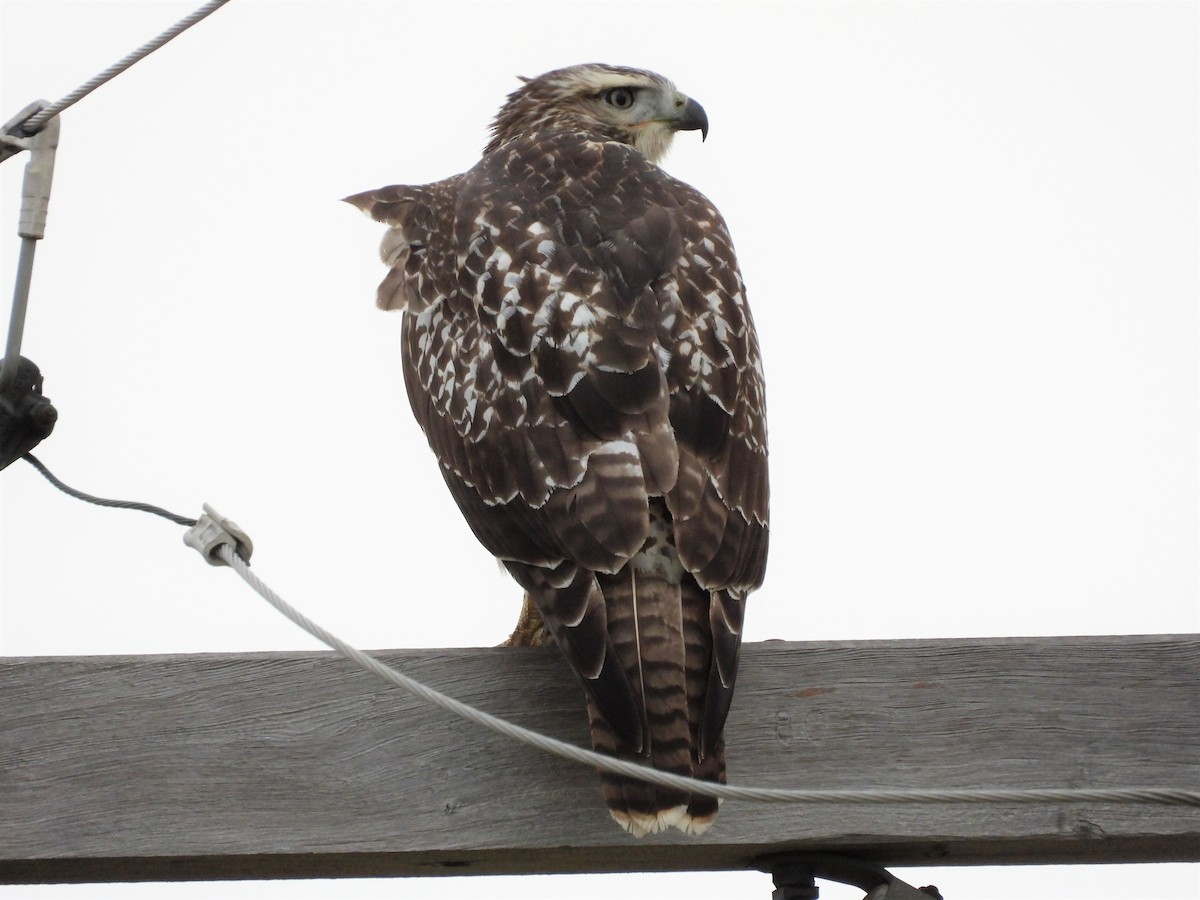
[672,96,709,142]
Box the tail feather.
[680,746,724,835]
[592,565,692,835]
[679,577,727,833]
[513,500,737,837]
[585,501,732,836]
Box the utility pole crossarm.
[1,634,1197,884]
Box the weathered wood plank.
[1,635,1197,883]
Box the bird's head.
[485,63,708,163]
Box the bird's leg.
[500,592,553,647]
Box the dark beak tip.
[678,96,709,143]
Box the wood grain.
[1,635,1197,883]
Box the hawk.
[346,63,768,837]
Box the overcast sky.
[1,1,1197,898]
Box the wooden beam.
[1,635,1197,884]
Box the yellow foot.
[499,593,552,647]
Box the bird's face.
[488,64,709,163]
[566,67,709,163]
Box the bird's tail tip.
[610,802,716,837]
[607,797,719,837]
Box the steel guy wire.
[211,540,1200,809]
[2,0,231,386]
[14,0,234,137]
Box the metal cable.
[215,543,1200,808]
[16,0,233,136]
[23,453,196,526]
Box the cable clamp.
[17,108,60,240]
[0,101,49,165]
[184,504,253,566]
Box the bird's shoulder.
[460,130,719,226]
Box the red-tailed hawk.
[346,63,768,837]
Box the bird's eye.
[603,87,636,110]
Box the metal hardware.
[758,853,942,900]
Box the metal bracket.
[757,853,942,900]
[13,103,60,240]
[1,101,60,393]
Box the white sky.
[1,1,1197,898]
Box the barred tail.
[679,578,730,832]
[588,561,728,836]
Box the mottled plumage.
[346,63,768,836]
